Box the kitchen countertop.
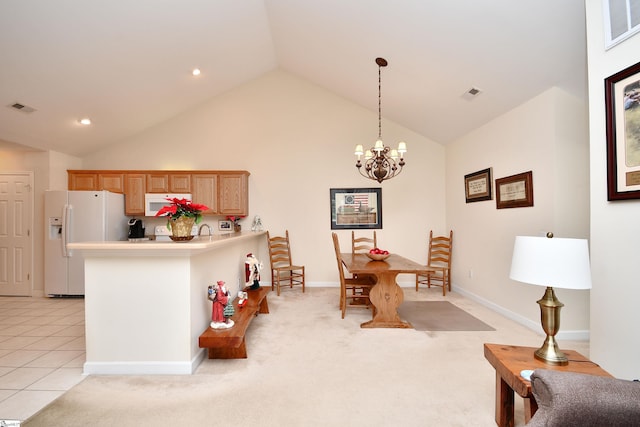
[68,231,266,257]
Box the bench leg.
[207,338,248,359]
[259,296,269,314]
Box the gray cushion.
[528,369,640,427]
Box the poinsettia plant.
[226,215,245,225]
[155,198,209,224]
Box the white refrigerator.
[44,190,128,296]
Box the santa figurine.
[208,281,234,329]
[244,253,263,290]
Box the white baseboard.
[265,281,589,341]
[453,284,590,341]
[84,350,206,375]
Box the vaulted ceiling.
[0,1,587,156]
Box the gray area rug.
[398,301,495,331]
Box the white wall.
[0,149,82,294]
[446,87,591,338]
[81,70,446,284]
[585,0,640,379]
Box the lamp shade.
[510,236,592,290]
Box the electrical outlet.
[468,268,473,278]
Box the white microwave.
[144,193,192,216]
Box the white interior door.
[0,172,33,296]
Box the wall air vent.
[7,102,37,113]
[461,87,483,101]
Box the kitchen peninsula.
[68,231,266,375]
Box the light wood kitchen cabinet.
[68,169,249,217]
[124,174,146,216]
[146,173,169,193]
[68,172,98,190]
[69,171,124,193]
[218,173,248,215]
[169,173,191,193]
[145,172,191,193]
[98,173,125,193]
[191,174,218,214]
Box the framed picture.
[464,168,492,203]
[495,171,534,209]
[218,220,232,231]
[330,188,382,229]
[605,60,640,200]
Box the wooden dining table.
[341,252,433,328]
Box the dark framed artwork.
[330,188,382,229]
[605,60,640,200]
[464,168,492,203]
[495,171,534,209]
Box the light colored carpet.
[23,287,589,427]
[398,301,495,331]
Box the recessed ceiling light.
[79,118,91,125]
[192,68,201,76]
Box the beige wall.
[586,0,640,379]
[81,70,446,284]
[446,87,590,338]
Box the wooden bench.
[198,286,269,359]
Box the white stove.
[154,225,198,241]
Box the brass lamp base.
[535,286,569,366]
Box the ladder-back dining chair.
[416,230,453,296]
[352,230,377,254]
[267,230,305,296]
[332,233,375,319]
[351,230,378,283]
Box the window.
[604,0,640,49]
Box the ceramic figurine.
[244,253,262,290]
[251,215,263,232]
[208,281,234,329]
[237,291,248,308]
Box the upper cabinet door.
[68,172,98,190]
[146,173,169,193]
[218,173,248,215]
[192,174,218,214]
[169,173,191,193]
[98,173,125,193]
[124,174,146,216]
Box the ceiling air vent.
[7,102,37,113]
[461,87,482,101]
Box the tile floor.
[0,296,87,422]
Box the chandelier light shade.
[509,233,592,365]
[355,57,407,183]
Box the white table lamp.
[509,233,592,365]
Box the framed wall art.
[495,171,534,209]
[605,60,640,200]
[464,167,492,203]
[330,188,382,229]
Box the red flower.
[155,198,209,224]
[226,215,245,224]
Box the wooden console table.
[483,343,612,427]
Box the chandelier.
[355,57,407,183]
